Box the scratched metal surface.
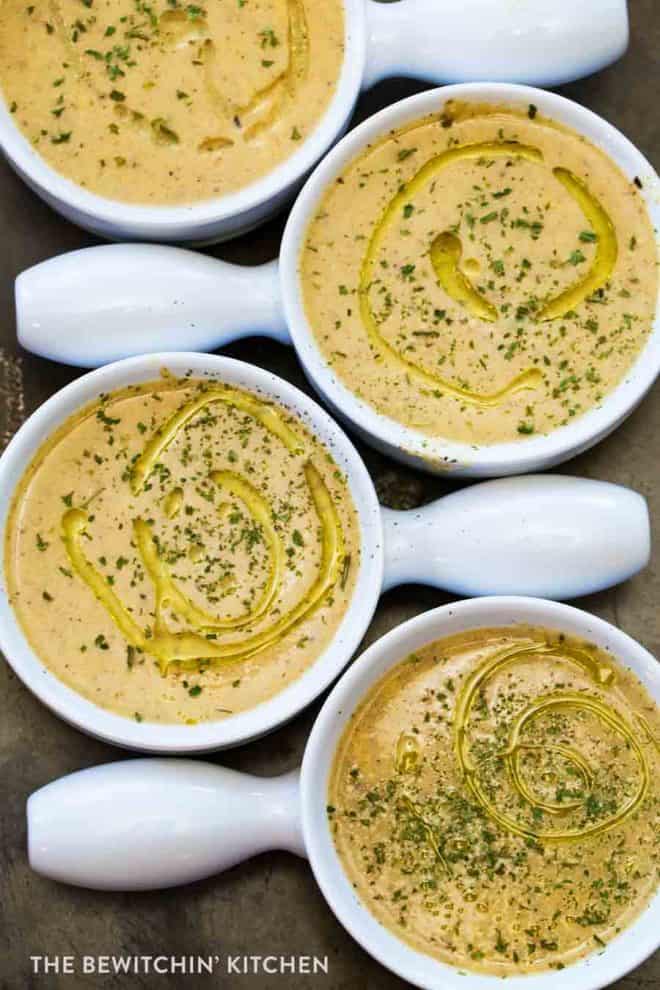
[0,2,658,988]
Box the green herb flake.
[258,26,278,47]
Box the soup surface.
[329,626,660,975]
[301,104,658,449]
[5,374,360,723]
[0,0,344,204]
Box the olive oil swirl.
[392,639,651,882]
[333,629,659,975]
[448,642,650,843]
[60,385,345,675]
[201,0,309,146]
[360,141,618,409]
[50,0,310,151]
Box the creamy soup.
[4,374,360,723]
[329,627,660,976]
[302,104,658,449]
[0,0,344,204]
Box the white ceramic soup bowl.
[0,1,628,243]
[18,83,660,477]
[0,353,650,753]
[28,597,660,990]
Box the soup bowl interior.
[0,0,366,243]
[281,82,660,478]
[301,596,660,990]
[0,352,383,752]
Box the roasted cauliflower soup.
[329,627,660,975]
[5,375,360,723]
[302,104,658,448]
[0,0,344,203]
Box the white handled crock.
[0,352,650,752]
[28,597,660,990]
[0,3,628,243]
[18,83,660,478]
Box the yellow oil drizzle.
[198,134,234,153]
[162,487,183,519]
[201,0,309,146]
[61,508,147,650]
[200,38,237,148]
[239,0,309,141]
[131,386,303,495]
[211,468,284,614]
[507,740,592,816]
[60,385,345,676]
[164,460,345,673]
[503,693,648,830]
[133,471,283,633]
[395,732,420,773]
[62,461,343,674]
[51,0,184,148]
[453,642,649,843]
[635,713,660,751]
[538,168,618,321]
[400,796,450,874]
[359,141,545,407]
[54,0,309,153]
[160,6,208,49]
[429,232,498,323]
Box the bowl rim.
[300,596,660,990]
[281,81,660,476]
[0,0,366,235]
[0,352,384,752]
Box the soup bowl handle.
[362,0,629,90]
[27,759,305,890]
[380,475,650,599]
[15,244,290,368]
